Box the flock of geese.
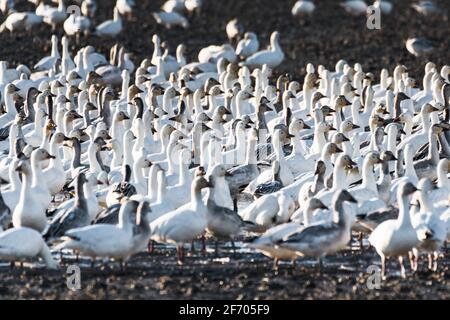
[0,2,448,282]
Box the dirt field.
[0,239,448,300]
[0,0,449,299]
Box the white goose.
[95,6,123,37]
[54,200,140,266]
[0,227,58,269]
[241,31,284,69]
[369,181,420,279]
[150,176,212,264]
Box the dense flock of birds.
[0,0,448,282]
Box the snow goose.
[63,10,91,42]
[116,0,134,18]
[42,132,70,195]
[411,178,447,271]
[226,18,244,44]
[150,176,212,264]
[55,199,140,267]
[248,198,328,268]
[44,173,89,240]
[153,10,189,29]
[80,0,97,18]
[236,32,259,59]
[369,181,420,279]
[412,1,442,16]
[340,1,368,15]
[406,38,435,57]
[241,31,284,69]
[0,227,58,269]
[413,124,444,181]
[95,6,123,37]
[207,164,233,210]
[0,11,43,32]
[0,84,20,128]
[278,190,357,269]
[12,157,52,233]
[34,35,60,72]
[316,154,356,207]
[39,0,67,31]
[292,1,315,17]
[205,172,255,256]
[253,160,283,198]
[373,0,393,14]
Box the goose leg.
[358,232,364,251]
[201,235,206,253]
[432,252,438,272]
[408,251,414,271]
[381,255,386,280]
[399,256,406,279]
[190,240,195,253]
[147,240,155,254]
[272,258,279,270]
[231,240,236,258]
[215,241,219,257]
[233,198,238,213]
[427,253,433,270]
[91,257,96,269]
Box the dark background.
[0,0,449,82]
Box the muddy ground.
[0,238,448,299]
[0,0,449,299]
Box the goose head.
[365,151,383,166]
[332,132,350,145]
[334,95,351,110]
[115,111,130,122]
[380,150,397,162]
[65,109,83,122]
[51,132,70,145]
[94,137,110,151]
[340,119,360,133]
[193,176,213,192]
[314,160,326,176]
[421,103,440,115]
[334,189,357,205]
[398,181,419,199]
[289,118,310,134]
[317,121,336,133]
[308,198,328,211]
[324,142,343,156]
[32,148,55,162]
[338,154,357,170]
[95,129,112,141]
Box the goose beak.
[335,146,343,153]
[352,124,360,129]
[225,171,233,177]
[47,154,56,159]
[329,126,337,131]
[348,194,357,203]
[303,123,311,129]
[319,203,328,210]
[12,85,20,92]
